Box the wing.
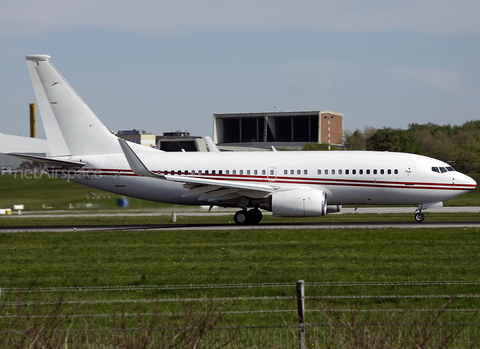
[118,139,276,204]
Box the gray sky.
[1,0,479,139]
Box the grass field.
[0,174,479,335]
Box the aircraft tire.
[414,212,425,222]
[247,208,263,224]
[234,210,248,225]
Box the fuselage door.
[267,166,277,182]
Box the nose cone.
[461,173,477,190]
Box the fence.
[1,323,480,348]
[1,281,480,348]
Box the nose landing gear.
[233,208,263,225]
[414,210,425,222]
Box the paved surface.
[1,206,479,219]
[0,206,478,233]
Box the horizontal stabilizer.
[7,153,85,168]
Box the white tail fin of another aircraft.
[26,55,121,156]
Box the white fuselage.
[60,150,476,207]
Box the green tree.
[366,128,419,153]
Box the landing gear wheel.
[414,212,425,222]
[234,210,248,225]
[247,209,263,225]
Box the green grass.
[1,174,479,329]
[1,227,479,327]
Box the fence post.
[297,280,306,349]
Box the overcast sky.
[1,0,479,139]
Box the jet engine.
[270,189,327,217]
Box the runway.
[1,220,480,233]
[0,206,478,233]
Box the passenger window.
[373,169,377,175]
[366,169,370,175]
[297,170,301,175]
[225,170,229,175]
[380,169,384,174]
[325,170,329,175]
[332,169,335,175]
[219,170,222,175]
[270,169,274,175]
[291,170,294,175]
[232,170,236,175]
[387,169,392,175]
[212,170,216,175]
[262,170,266,175]
[254,170,258,175]
[352,169,356,175]
[205,170,209,175]
[394,169,398,175]
[240,170,244,175]
[247,170,250,175]
[338,169,342,175]
[284,170,288,175]
[317,169,321,175]
[304,170,308,175]
[431,167,439,173]
[171,170,175,175]
[178,170,182,175]
[345,169,349,175]
[359,169,363,175]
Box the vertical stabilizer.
[26,55,120,156]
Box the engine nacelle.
[271,189,327,217]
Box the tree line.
[343,121,480,173]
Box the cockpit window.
[446,166,455,172]
[439,167,447,173]
[431,167,439,173]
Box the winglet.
[118,139,165,179]
[204,136,220,152]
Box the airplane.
[5,54,477,224]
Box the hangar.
[213,110,343,150]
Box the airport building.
[156,131,207,152]
[213,110,343,150]
[116,129,156,148]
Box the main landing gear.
[414,209,425,222]
[234,208,263,225]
